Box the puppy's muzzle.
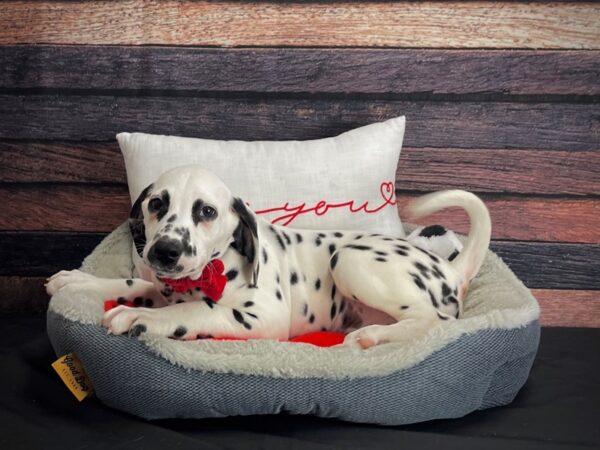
[147,237,183,270]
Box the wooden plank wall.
[0,1,599,326]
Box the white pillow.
[117,116,405,236]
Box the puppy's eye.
[202,206,217,218]
[148,198,163,212]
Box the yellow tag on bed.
[51,353,93,401]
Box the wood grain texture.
[0,232,598,289]
[3,46,600,96]
[398,196,600,245]
[1,96,598,150]
[3,142,599,197]
[532,289,600,328]
[398,148,600,196]
[0,141,124,183]
[2,184,599,244]
[1,1,599,49]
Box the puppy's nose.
[148,238,183,268]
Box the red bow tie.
[160,259,227,301]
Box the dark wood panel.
[1,185,130,232]
[0,141,123,183]
[1,96,598,150]
[532,289,600,328]
[0,232,598,289]
[1,276,597,328]
[3,142,599,197]
[3,184,599,244]
[3,46,599,96]
[489,242,600,290]
[398,148,600,196]
[1,1,598,49]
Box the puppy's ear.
[129,184,153,257]
[230,197,260,286]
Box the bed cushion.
[117,116,406,235]
[47,222,540,425]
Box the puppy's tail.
[405,190,491,284]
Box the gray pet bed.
[47,222,540,425]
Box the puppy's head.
[129,166,259,283]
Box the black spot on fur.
[330,253,339,270]
[340,300,346,312]
[315,278,321,290]
[302,303,308,316]
[133,297,143,306]
[437,312,449,321]
[395,244,410,251]
[330,302,337,319]
[428,290,439,307]
[173,326,187,338]
[246,312,258,319]
[226,269,239,281]
[309,313,315,324]
[333,232,343,238]
[446,296,459,307]
[410,273,426,291]
[420,225,447,238]
[415,261,430,279]
[192,199,218,225]
[176,299,184,304]
[203,297,214,309]
[448,249,460,261]
[282,231,292,245]
[375,251,388,256]
[345,244,372,251]
[375,257,388,262]
[328,243,337,256]
[126,279,133,287]
[145,298,153,307]
[167,214,177,223]
[276,289,282,300]
[431,265,446,279]
[129,324,146,337]
[382,237,394,241]
[331,284,337,300]
[243,322,252,330]
[155,190,171,221]
[318,233,326,238]
[400,305,409,310]
[290,272,298,285]
[315,236,322,246]
[117,297,126,304]
[243,301,254,307]
[395,249,409,256]
[354,234,363,240]
[428,253,440,263]
[233,309,244,324]
[262,247,268,264]
[442,283,452,297]
[296,233,303,244]
[269,226,287,250]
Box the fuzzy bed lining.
[48,222,539,380]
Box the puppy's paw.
[45,269,100,296]
[343,325,388,349]
[102,305,190,339]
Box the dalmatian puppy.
[46,166,491,349]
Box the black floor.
[0,317,598,450]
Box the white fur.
[46,166,491,349]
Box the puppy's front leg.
[46,269,168,308]
[102,300,287,341]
